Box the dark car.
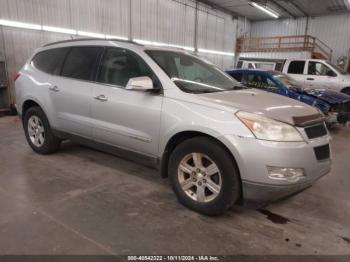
[226,69,350,124]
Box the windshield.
[146,50,246,93]
[272,72,300,87]
[325,61,349,75]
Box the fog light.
[267,167,305,182]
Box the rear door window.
[287,61,305,74]
[61,47,103,81]
[32,48,70,75]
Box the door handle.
[49,86,60,92]
[307,78,314,81]
[94,94,108,102]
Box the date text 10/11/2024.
[127,256,220,261]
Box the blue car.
[226,69,350,124]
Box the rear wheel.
[169,137,241,216]
[23,107,61,154]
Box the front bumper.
[219,134,332,204]
[242,172,327,205]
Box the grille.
[314,144,330,161]
[304,124,327,139]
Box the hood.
[303,88,350,104]
[197,89,323,127]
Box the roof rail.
[43,38,142,47]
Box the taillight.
[14,72,21,82]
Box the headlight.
[236,111,304,142]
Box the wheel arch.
[160,131,241,177]
[160,130,243,202]
[341,86,350,95]
[20,97,47,118]
[21,98,52,125]
[22,99,41,116]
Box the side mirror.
[126,76,154,91]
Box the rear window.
[32,48,70,75]
[61,47,103,81]
[287,61,305,74]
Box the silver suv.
[15,39,331,215]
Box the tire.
[23,106,61,154]
[169,136,241,216]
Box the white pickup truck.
[237,58,350,95]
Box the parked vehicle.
[226,69,350,125]
[15,39,331,215]
[237,58,350,95]
[237,58,285,71]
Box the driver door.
[91,48,163,157]
[305,61,337,89]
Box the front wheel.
[169,137,241,216]
[23,106,61,154]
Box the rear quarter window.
[31,48,70,75]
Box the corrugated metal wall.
[250,14,350,63]
[308,14,350,63]
[0,0,240,105]
[250,18,307,37]
[196,2,237,69]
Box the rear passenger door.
[91,48,163,157]
[49,46,104,138]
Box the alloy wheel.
[177,152,222,203]
[27,115,45,147]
